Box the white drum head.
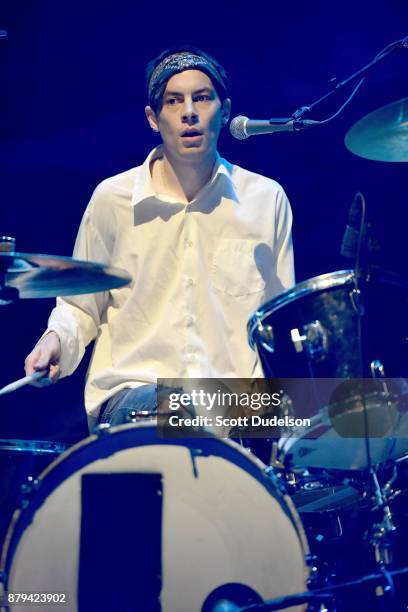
[2,424,308,611]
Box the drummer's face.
[145,70,230,163]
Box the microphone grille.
[229,116,249,140]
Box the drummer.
[24,46,295,430]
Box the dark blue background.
[0,0,407,441]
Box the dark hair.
[146,45,230,113]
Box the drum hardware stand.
[370,360,389,394]
[369,361,403,467]
[224,566,408,612]
[264,464,290,496]
[360,364,401,577]
[366,468,399,567]
[269,442,285,471]
[265,455,334,602]
[346,193,381,496]
[364,360,401,546]
[267,446,308,497]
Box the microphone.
[229,115,320,140]
[341,193,364,258]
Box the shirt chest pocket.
[211,238,266,298]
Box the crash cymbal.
[345,97,408,162]
[0,252,131,299]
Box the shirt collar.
[131,146,237,207]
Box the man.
[25,46,295,430]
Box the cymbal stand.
[367,467,398,564]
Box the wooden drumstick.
[0,371,46,396]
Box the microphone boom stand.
[267,34,408,126]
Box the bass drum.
[1,424,308,612]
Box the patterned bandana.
[148,52,227,110]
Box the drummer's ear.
[220,98,231,127]
[145,106,160,133]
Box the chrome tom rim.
[248,267,408,350]
[247,269,354,349]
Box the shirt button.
[186,278,194,287]
[186,316,194,328]
[184,240,193,248]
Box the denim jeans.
[98,384,158,426]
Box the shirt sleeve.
[271,187,295,295]
[43,186,113,378]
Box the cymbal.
[0,252,131,299]
[345,97,408,162]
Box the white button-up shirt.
[46,147,295,425]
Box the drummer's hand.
[24,332,61,386]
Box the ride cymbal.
[345,97,408,162]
